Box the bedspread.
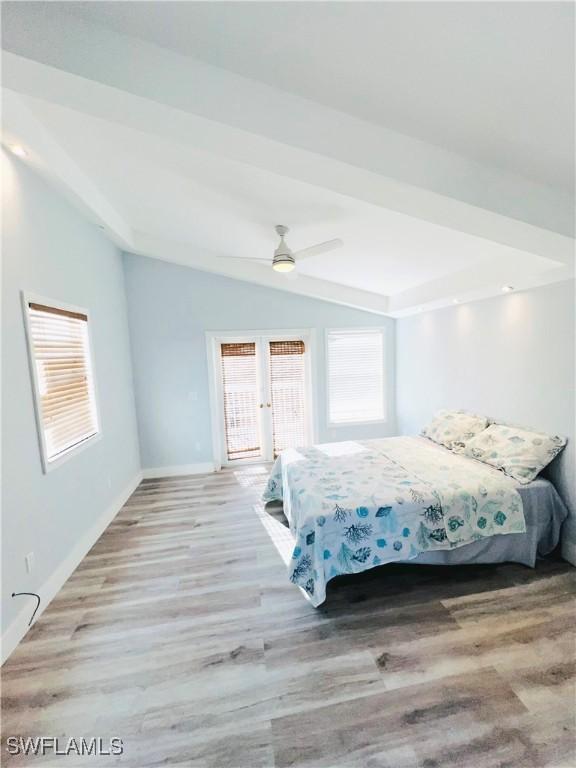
[263,437,526,606]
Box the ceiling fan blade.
[216,255,270,263]
[293,238,343,261]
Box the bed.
[263,436,568,606]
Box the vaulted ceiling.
[2,1,574,315]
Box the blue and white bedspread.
[263,437,526,606]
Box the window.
[24,297,99,470]
[326,328,386,425]
[269,340,307,456]
[220,342,261,461]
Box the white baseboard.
[1,472,142,665]
[141,462,216,479]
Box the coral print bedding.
[263,437,526,606]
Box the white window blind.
[327,328,385,424]
[26,302,99,465]
[220,342,261,461]
[269,340,306,456]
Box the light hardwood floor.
[2,467,575,767]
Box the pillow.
[421,410,488,450]
[462,423,567,483]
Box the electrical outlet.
[195,442,201,451]
[189,391,198,401]
[107,476,112,489]
[25,552,35,574]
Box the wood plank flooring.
[2,467,575,767]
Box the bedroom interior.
[1,2,574,767]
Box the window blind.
[327,329,385,424]
[269,340,306,456]
[27,302,99,463]
[220,342,261,461]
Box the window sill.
[42,431,102,474]
[328,418,388,428]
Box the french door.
[211,333,313,465]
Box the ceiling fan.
[219,225,343,273]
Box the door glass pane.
[220,343,261,461]
[269,340,306,456]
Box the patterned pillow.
[462,424,567,483]
[421,410,488,450]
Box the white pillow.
[421,410,488,450]
[462,423,567,483]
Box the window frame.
[325,326,388,428]
[22,292,102,473]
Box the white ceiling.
[24,97,546,298]
[62,0,576,193]
[1,2,574,316]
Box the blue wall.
[2,151,141,634]
[122,253,396,469]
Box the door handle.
[259,403,264,408]
[267,403,271,408]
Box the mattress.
[263,436,569,605]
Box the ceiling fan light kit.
[272,258,296,273]
[272,225,296,272]
[218,224,342,274]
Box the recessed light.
[502,285,514,293]
[10,144,28,158]
[453,298,460,304]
